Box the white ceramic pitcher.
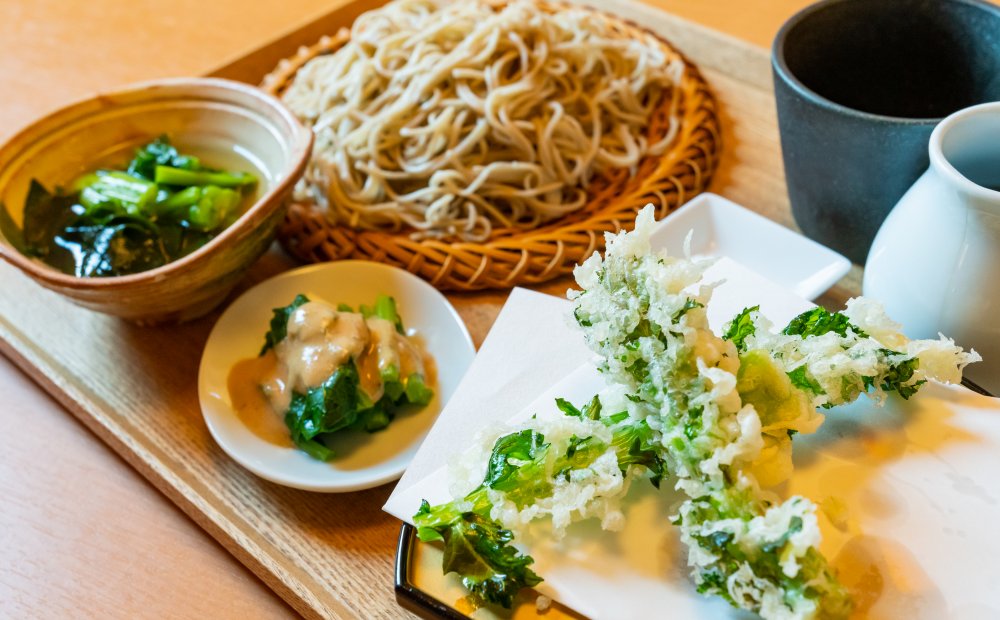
[864,102,1000,393]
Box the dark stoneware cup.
[772,0,1000,264]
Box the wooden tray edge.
[0,313,341,620]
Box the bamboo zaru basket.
[261,3,721,291]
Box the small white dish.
[649,193,851,300]
[199,260,475,492]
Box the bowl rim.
[929,100,1000,203]
[0,76,313,289]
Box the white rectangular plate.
[652,193,852,300]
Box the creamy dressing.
[226,299,430,443]
[226,352,293,446]
[279,303,370,393]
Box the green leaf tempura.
[723,305,759,353]
[782,306,866,339]
[416,503,541,609]
[414,206,980,617]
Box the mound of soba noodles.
[281,0,685,241]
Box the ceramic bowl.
[0,77,313,324]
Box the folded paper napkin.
[385,258,1000,619]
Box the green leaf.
[556,395,602,421]
[414,412,677,607]
[156,220,213,261]
[702,530,734,551]
[416,525,444,543]
[482,429,548,491]
[127,136,201,180]
[555,397,581,417]
[761,515,803,554]
[154,186,202,216]
[0,202,25,252]
[413,497,542,609]
[353,400,393,432]
[414,499,433,519]
[284,361,362,455]
[563,435,593,459]
[55,217,168,277]
[723,306,759,352]
[610,418,667,487]
[437,513,542,609]
[19,138,248,279]
[155,165,255,188]
[383,379,405,403]
[83,170,158,214]
[581,395,602,420]
[601,411,629,425]
[21,180,78,256]
[294,437,336,461]
[260,294,310,355]
[186,186,240,231]
[782,307,867,338]
[21,180,177,277]
[787,365,825,395]
[672,297,704,322]
[876,354,924,399]
[696,569,731,602]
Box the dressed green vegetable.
[241,294,434,461]
[16,136,257,277]
[415,206,979,617]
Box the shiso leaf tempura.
[414,205,979,618]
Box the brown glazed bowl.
[0,77,312,324]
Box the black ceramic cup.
[772,0,1000,264]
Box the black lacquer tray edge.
[395,523,469,620]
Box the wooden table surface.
[0,1,819,617]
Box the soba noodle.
[281,0,685,241]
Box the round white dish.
[198,260,475,492]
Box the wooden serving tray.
[0,0,860,618]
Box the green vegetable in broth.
[153,165,256,188]
[19,136,257,277]
[127,136,201,180]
